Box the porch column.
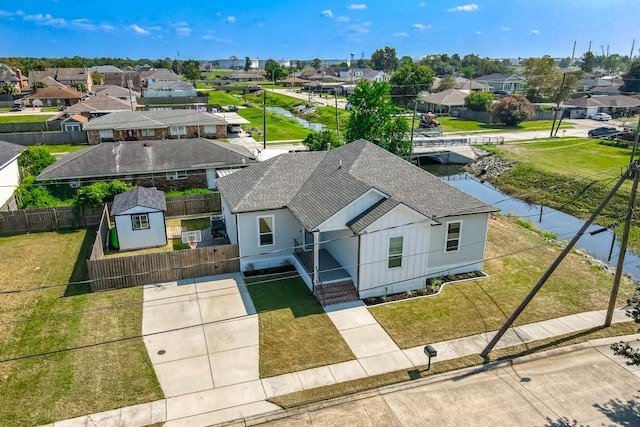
[312,231,319,293]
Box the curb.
[226,333,640,427]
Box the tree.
[603,54,623,74]
[32,81,46,91]
[181,59,201,83]
[490,95,534,126]
[581,51,596,73]
[462,66,474,80]
[437,76,456,91]
[356,58,367,68]
[303,130,343,151]
[464,92,495,112]
[91,71,103,85]
[311,58,322,70]
[70,82,87,93]
[18,146,56,177]
[345,81,410,157]
[295,60,306,70]
[264,59,287,82]
[622,60,640,92]
[612,299,640,365]
[74,181,133,207]
[371,46,398,72]
[171,59,181,75]
[0,83,19,95]
[399,56,413,67]
[244,56,251,72]
[523,56,565,102]
[389,62,435,107]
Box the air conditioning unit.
[69,181,81,189]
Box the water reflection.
[265,106,325,132]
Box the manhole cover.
[157,350,166,355]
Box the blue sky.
[1,1,638,61]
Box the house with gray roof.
[475,73,527,94]
[216,139,495,303]
[111,186,167,251]
[0,140,24,211]
[37,138,256,191]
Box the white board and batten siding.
[358,204,431,299]
[221,196,238,244]
[316,189,386,231]
[114,206,166,251]
[322,229,358,282]
[0,158,20,208]
[426,213,489,277]
[236,208,302,270]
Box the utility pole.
[631,40,636,60]
[334,91,340,137]
[262,89,266,150]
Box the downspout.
[356,233,361,295]
[312,230,319,294]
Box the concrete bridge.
[410,135,504,164]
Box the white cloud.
[348,4,367,10]
[202,35,214,40]
[447,4,479,12]
[531,29,539,34]
[419,2,426,6]
[100,24,115,31]
[226,16,236,23]
[336,16,350,22]
[500,26,510,31]
[475,30,481,35]
[413,23,430,31]
[176,26,191,36]
[130,24,150,35]
[393,32,409,37]
[350,23,370,33]
[321,9,333,18]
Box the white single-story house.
[111,187,167,251]
[0,140,24,211]
[216,139,496,303]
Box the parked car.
[591,112,612,121]
[10,104,24,111]
[588,126,618,138]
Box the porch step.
[314,280,359,306]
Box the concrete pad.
[326,306,378,331]
[323,300,365,312]
[154,355,214,397]
[328,360,368,383]
[144,326,207,364]
[574,310,606,325]
[150,399,167,424]
[493,327,533,350]
[611,308,633,323]
[142,298,202,335]
[85,409,122,427]
[198,291,248,323]
[403,342,459,367]
[339,324,400,358]
[358,350,413,376]
[535,318,577,337]
[119,402,155,426]
[144,282,195,302]
[164,401,280,427]
[556,314,592,332]
[296,366,337,390]
[203,315,258,353]
[166,380,266,420]
[261,373,304,398]
[196,278,240,297]
[515,322,554,341]
[594,342,640,378]
[307,395,402,427]
[209,345,260,387]
[444,334,487,357]
[239,289,257,315]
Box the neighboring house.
[61,114,88,132]
[475,73,527,94]
[227,72,266,82]
[0,140,24,211]
[216,140,495,301]
[93,85,141,102]
[417,89,468,113]
[29,68,92,92]
[338,69,387,82]
[36,76,67,89]
[26,86,84,107]
[111,187,167,251]
[563,95,640,119]
[433,77,492,92]
[36,137,256,191]
[144,80,197,98]
[82,110,230,144]
[63,94,134,118]
[0,64,27,91]
[141,68,180,86]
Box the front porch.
[293,248,352,284]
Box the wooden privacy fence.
[90,205,111,261]
[0,205,104,235]
[87,244,239,291]
[165,192,221,217]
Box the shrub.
[74,180,132,207]
[464,92,495,112]
[489,95,534,126]
[18,146,57,177]
[15,176,62,208]
[303,130,343,151]
[516,218,535,230]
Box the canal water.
[423,164,640,282]
[265,106,325,132]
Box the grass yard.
[438,117,573,133]
[237,107,311,142]
[40,144,89,154]
[0,230,162,426]
[245,273,354,377]
[369,214,634,349]
[207,91,245,106]
[0,114,57,123]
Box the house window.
[170,126,187,136]
[99,129,113,139]
[257,215,274,246]
[141,128,155,137]
[388,237,404,268]
[131,214,149,230]
[204,125,216,134]
[445,221,462,252]
[166,170,187,180]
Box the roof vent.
[339,160,342,169]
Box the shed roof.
[111,187,166,215]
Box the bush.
[464,92,495,112]
[74,180,132,207]
[164,188,211,197]
[303,130,343,151]
[15,176,62,208]
[489,95,534,126]
[18,146,56,177]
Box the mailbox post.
[424,345,437,371]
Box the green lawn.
[0,231,162,426]
[438,117,573,133]
[245,274,354,377]
[369,215,634,349]
[207,91,245,106]
[0,114,57,123]
[40,144,89,154]
[237,107,311,142]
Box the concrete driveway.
[141,273,279,426]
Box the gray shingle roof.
[83,110,227,130]
[0,140,24,167]
[36,138,256,181]
[111,187,166,215]
[217,140,495,232]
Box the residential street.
[258,344,640,427]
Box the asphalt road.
[259,344,640,426]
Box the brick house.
[82,110,230,144]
